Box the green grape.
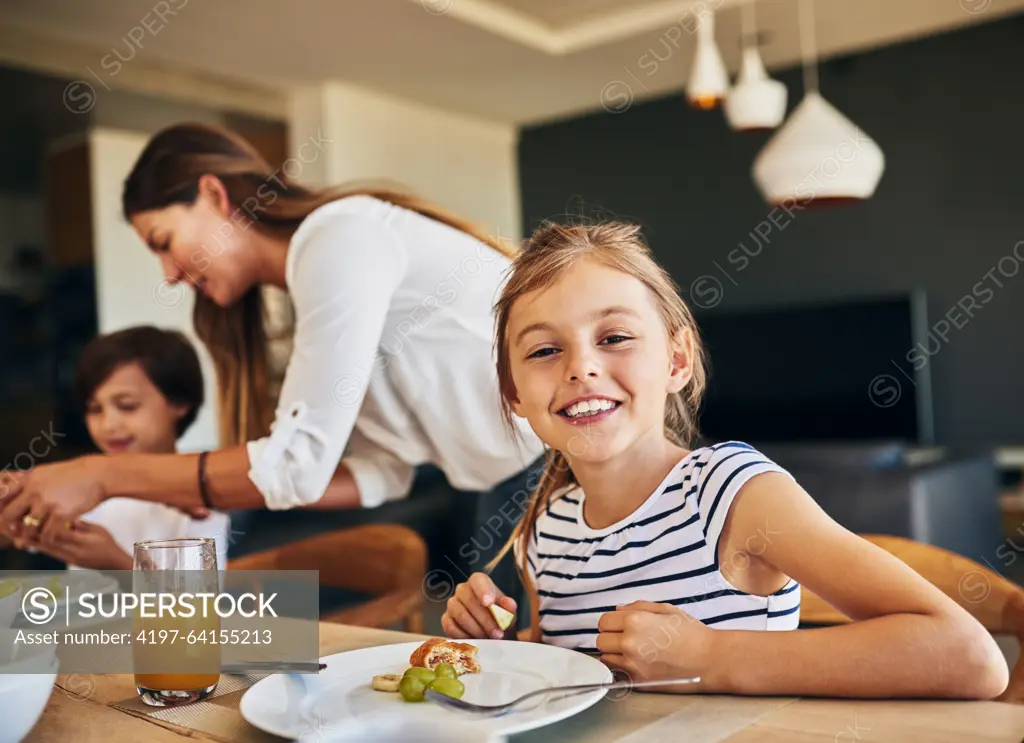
[399,674,427,702]
[403,667,436,685]
[428,677,465,700]
[433,663,457,679]
[0,580,19,599]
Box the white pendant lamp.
[686,8,729,110]
[724,1,787,132]
[752,0,884,207]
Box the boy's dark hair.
[75,326,205,438]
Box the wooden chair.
[228,524,427,633]
[800,534,1024,703]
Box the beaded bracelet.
[197,451,214,508]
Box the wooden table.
[26,622,1024,743]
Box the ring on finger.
[22,514,42,528]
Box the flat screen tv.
[694,292,934,446]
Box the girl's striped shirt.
[519,441,801,651]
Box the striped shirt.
[519,441,801,651]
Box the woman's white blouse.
[246,196,544,510]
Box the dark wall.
[518,15,1024,449]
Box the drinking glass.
[133,537,220,706]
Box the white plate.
[239,640,612,740]
[0,584,21,629]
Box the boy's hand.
[35,520,132,571]
[442,572,518,640]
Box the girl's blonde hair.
[122,122,518,447]
[486,221,708,640]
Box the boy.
[33,326,229,569]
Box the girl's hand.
[597,601,715,688]
[442,572,518,641]
[0,457,107,545]
[34,520,132,571]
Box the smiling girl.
[441,221,1008,699]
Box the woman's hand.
[597,601,715,689]
[0,457,108,545]
[442,572,518,641]
[33,520,132,571]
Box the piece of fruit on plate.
[371,674,402,692]
[409,638,481,675]
[489,603,515,631]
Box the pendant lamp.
[752,0,884,207]
[724,1,787,132]
[686,7,729,109]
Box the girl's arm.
[707,472,1007,698]
[598,473,1008,699]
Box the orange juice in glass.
[133,537,221,706]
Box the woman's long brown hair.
[122,122,517,447]
[485,221,708,641]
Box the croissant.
[408,637,481,675]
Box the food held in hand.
[371,674,402,692]
[0,580,19,599]
[489,604,515,631]
[409,638,481,675]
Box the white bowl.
[319,715,506,743]
[0,655,59,743]
[0,583,21,630]
[0,629,58,679]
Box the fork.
[424,676,701,717]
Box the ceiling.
[491,0,635,29]
[0,0,1022,125]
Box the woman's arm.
[0,448,365,544]
[300,464,363,510]
[100,448,252,509]
[100,448,365,510]
[597,473,1008,699]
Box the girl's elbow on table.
[944,614,1010,700]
